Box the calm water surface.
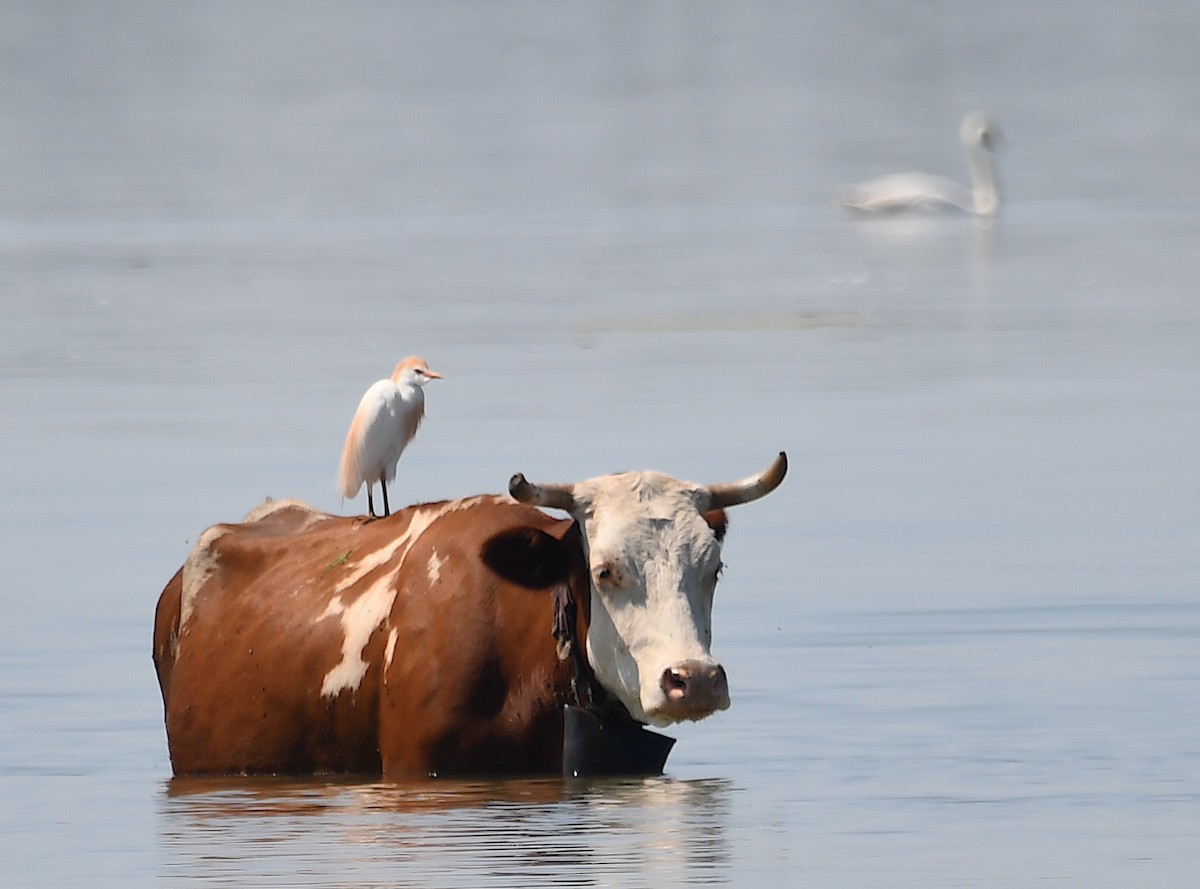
[2,2,1198,887]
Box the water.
[2,1,1198,886]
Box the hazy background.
[1,2,1197,886]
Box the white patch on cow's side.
[179,524,230,634]
[318,576,398,698]
[318,496,495,699]
[329,497,491,597]
[383,627,399,678]
[427,550,445,585]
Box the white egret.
[338,356,442,518]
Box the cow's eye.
[593,564,618,586]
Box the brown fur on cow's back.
[153,496,586,778]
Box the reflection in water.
[839,211,999,340]
[160,776,733,887]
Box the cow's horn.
[705,451,788,510]
[509,473,577,512]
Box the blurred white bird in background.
[840,111,1002,216]
[338,356,443,518]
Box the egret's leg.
[367,485,377,519]
[381,483,391,518]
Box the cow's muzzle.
[657,660,730,720]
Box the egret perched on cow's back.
[839,111,1002,216]
[338,356,442,518]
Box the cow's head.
[509,452,786,727]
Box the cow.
[153,453,787,778]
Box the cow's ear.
[481,526,570,588]
[704,509,728,542]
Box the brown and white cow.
[153,453,786,778]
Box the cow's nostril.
[709,664,728,696]
[661,668,688,700]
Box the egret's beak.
[425,369,444,380]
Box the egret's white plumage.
[840,111,1002,216]
[338,356,442,518]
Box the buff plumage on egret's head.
[839,111,1002,216]
[338,356,443,518]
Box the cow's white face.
[508,453,786,728]
[571,472,730,727]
